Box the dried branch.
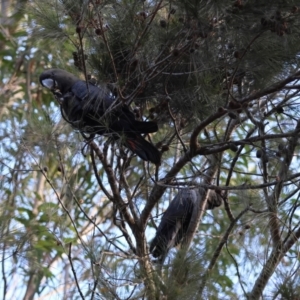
[195,130,300,156]
[140,149,192,228]
[190,109,227,153]
[241,70,300,104]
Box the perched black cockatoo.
[150,189,222,262]
[39,69,160,164]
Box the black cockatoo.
[39,69,160,164]
[150,189,222,262]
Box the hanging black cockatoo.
[150,188,222,262]
[39,69,160,164]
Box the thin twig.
[90,141,135,229]
[55,141,129,256]
[90,147,113,200]
[90,278,98,300]
[68,243,85,300]
[225,242,248,297]
[198,206,250,296]
[167,100,187,152]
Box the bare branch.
[68,243,85,300]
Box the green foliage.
[2,0,300,299]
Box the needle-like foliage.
[2,0,300,299]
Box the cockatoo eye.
[41,78,57,90]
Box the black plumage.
[150,189,222,262]
[39,69,160,164]
[150,189,198,262]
